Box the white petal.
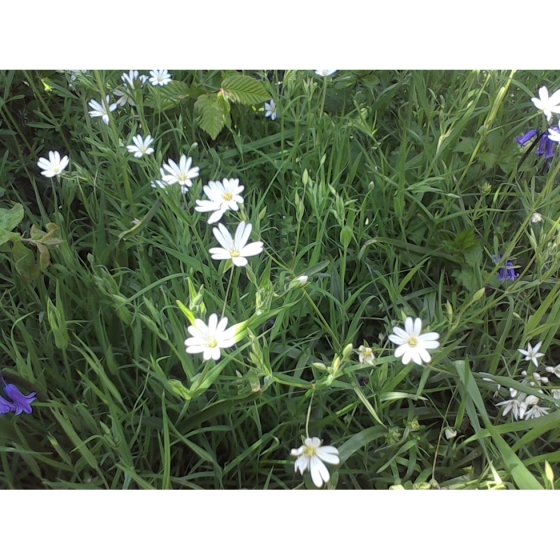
[400,349,412,365]
[388,333,407,345]
[309,456,329,488]
[417,347,432,363]
[232,256,248,267]
[209,248,232,260]
[404,317,414,335]
[411,349,423,365]
[420,339,440,350]
[240,242,263,257]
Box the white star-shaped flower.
[37,151,69,177]
[127,135,155,158]
[314,70,337,77]
[264,99,277,120]
[290,437,340,488]
[496,388,527,420]
[184,313,239,361]
[88,96,118,125]
[149,70,172,86]
[195,178,244,224]
[160,155,199,189]
[522,395,550,420]
[114,87,135,107]
[531,86,560,122]
[209,221,263,267]
[388,317,440,366]
[121,70,148,88]
[518,341,544,368]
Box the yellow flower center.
[230,250,240,258]
[223,192,233,201]
[304,446,317,457]
[206,336,218,348]
[408,336,418,348]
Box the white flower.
[194,178,245,224]
[551,389,560,400]
[388,317,440,366]
[314,70,337,77]
[149,70,172,86]
[531,212,543,224]
[209,221,264,267]
[518,341,544,368]
[37,151,69,177]
[114,87,135,107]
[357,344,375,366]
[160,155,199,189]
[531,86,560,121]
[521,395,550,419]
[121,70,148,88]
[151,179,188,195]
[497,388,527,420]
[184,313,239,361]
[264,99,277,120]
[549,127,560,143]
[88,96,118,125]
[545,364,560,378]
[290,437,340,488]
[444,427,457,440]
[127,135,155,158]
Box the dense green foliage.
[1,70,559,489]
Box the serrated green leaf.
[0,202,24,231]
[221,75,270,105]
[217,91,232,129]
[452,267,479,293]
[464,243,482,268]
[194,94,227,140]
[145,81,191,111]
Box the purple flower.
[498,262,519,282]
[3,384,37,415]
[516,129,537,147]
[0,395,14,415]
[536,129,558,159]
[516,128,558,165]
[492,255,518,282]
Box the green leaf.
[338,426,387,464]
[452,267,479,293]
[0,228,20,245]
[221,74,270,105]
[145,80,191,111]
[0,202,24,231]
[194,94,227,140]
[12,238,40,282]
[464,243,482,268]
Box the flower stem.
[305,389,315,439]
